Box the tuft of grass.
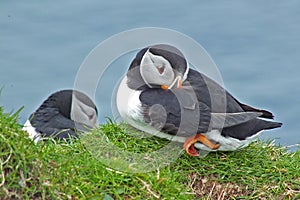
[1,106,300,199]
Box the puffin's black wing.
[186,69,274,119]
[31,112,82,139]
[185,69,282,139]
[139,88,211,137]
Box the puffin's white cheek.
[71,100,95,128]
[162,66,175,85]
[140,64,158,85]
[81,109,97,128]
[71,107,86,124]
[141,65,175,86]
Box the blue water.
[1,1,299,150]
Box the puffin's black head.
[127,44,189,90]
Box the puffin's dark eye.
[156,65,165,74]
[88,114,94,120]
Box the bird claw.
[183,133,220,156]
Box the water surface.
[1,1,299,149]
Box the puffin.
[118,44,282,156]
[22,90,98,143]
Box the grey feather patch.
[183,102,197,110]
[210,112,263,129]
[148,104,168,130]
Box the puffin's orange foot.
[183,134,220,156]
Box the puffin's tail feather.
[262,120,283,130]
[222,119,282,140]
[238,103,275,119]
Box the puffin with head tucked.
[118,44,282,156]
[23,90,97,143]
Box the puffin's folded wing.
[187,69,274,119]
[210,112,263,129]
[33,113,89,139]
[141,88,212,135]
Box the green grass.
[1,106,300,199]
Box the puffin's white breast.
[116,76,144,123]
[22,120,41,144]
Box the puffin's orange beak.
[161,85,169,90]
[177,79,182,89]
[161,76,183,90]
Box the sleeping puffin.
[118,44,282,156]
[22,90,97,143]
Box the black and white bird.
[117,44,282,156]
[22,90,97,143]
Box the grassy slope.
[0,106,300,199]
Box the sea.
[1,1,299,151]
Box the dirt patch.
[186,173,253,199]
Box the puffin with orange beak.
[120,44,282,156]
